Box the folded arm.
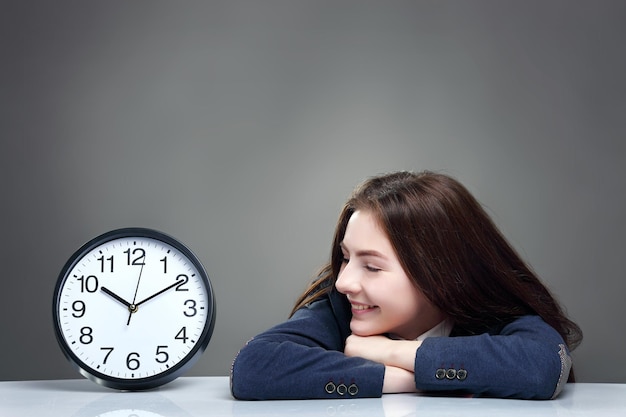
[345,315,571,399]
[230,299,385,399]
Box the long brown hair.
[292,171,582,370]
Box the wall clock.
[53,228,216,390]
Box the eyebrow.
[339,242,389,260]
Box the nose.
[335,262,360,295]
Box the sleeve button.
[445,368,457,380]
[336,383,347,395]
[348,383,359,396]
[456,369,468,380]
[325,381,336,394]
[435,368,446,379]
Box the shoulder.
[497,315,566,343]
[237,289,350,351]
[287,287,351,339]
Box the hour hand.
[101,286,132,308]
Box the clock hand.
[127,262,146,325]
[101,286,133,308]
[135,280,180,308]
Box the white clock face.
[54,231,214,389]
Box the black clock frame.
[52,227,216,390]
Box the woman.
[230,171,582,400]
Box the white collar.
[415,318,454,341]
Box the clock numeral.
[80,327,93,344]
[155,346,169,363]
[183,299,197,317]
[175,274,189,291]
[160,256,167,274]
[175,327,189,343]
[124,248,146,266]
[126,352,140,370]
[101,347,114,364]
[77,275,99,293]
[97,255,114,273]
[71,300,86,318]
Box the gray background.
[2,1,625,383]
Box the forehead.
[341,210,394,254]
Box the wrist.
[382,366,417,393]
[387,340,421,371]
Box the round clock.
[53,228,216,390]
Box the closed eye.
[365,265,382,273]
[340,253,381,272]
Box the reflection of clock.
[95,411,164,417]
[69,386,194,417]
[53,228,216,390]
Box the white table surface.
[1,376,625,416]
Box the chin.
[350,324,379,337]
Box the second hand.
[127,261,145,326]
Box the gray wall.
[2,1,625,383]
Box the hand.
[103,281,179,326]
[134,280,179,308]
[382,366,419,394]
[344,334,395,364]
[101,286,133,309]
[344,334,421,371]
[127,262,146,325]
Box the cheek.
[386,285,426,317]
[392,292,422,317]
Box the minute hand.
[135,281,180,307]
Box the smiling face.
[334,210,445,340]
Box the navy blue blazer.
[230,288,572,400]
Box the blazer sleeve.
[230,298,385,400]
[413,315,572,399]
